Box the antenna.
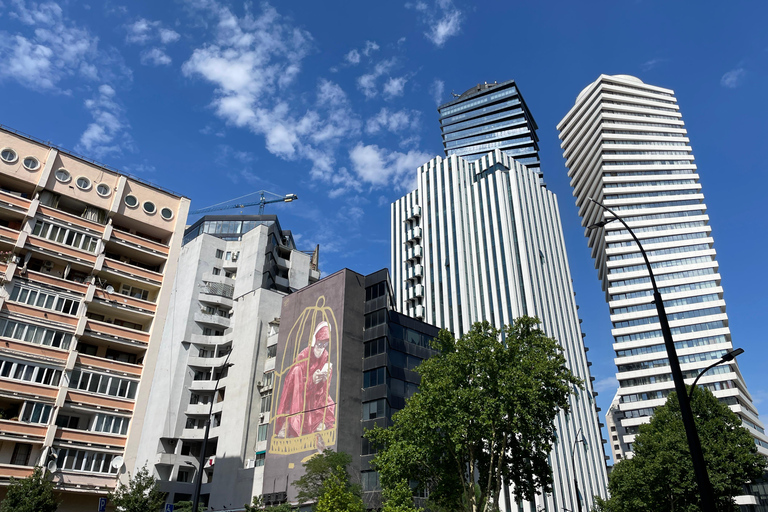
[111,456,125,470]
[105,285,115,293]
[47,460,58,473]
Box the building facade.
[258,268,438,509]
[439,80,541,174]
[557,75,768,467]
[0,126,189,510]
[391,146,608,509]
[128,215,320,509]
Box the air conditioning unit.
[43,260,54,269]
[245,459,255,469]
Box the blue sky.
[2,0,767,458]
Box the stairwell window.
[32,220,99,253]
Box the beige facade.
[0,126,188,510]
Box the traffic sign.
[98,497,107,512]
[165,504,174,512]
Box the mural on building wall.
[269,295,339,459]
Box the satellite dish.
[111,456,124,469]
[47,460,58,473]
[105,285,115,293]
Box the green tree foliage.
[172,501,205,512]
[293,449,359,505]
[107,466,166,512]
[0,467,58,512]
[601,388,765,512]
[244,495,292,512]
[367,318,582,512]
[315,467,364,512]
[381,480,420,512]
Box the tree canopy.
[293,449,359,506]
[381,480,421,512]
[315,466,364,512]
[0,467,58,512]
[107,466,166,512]
[367,317,582,512]
[599,388,765,512]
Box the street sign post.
[165,504,174,512]
[98,497,107,512]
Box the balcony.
[0,338,69,362]
[198,292,233,310]
[181,428,210,441]
[202,272,234,287]
[406,205,421,220]
[406,246,423,261]
[406,284,424,302]
[102,258,163,285]
[189,333,229,346]
[26,235,97,265]
[406,264,423,281]
[309,268,320,282]
[0,189,32,214]
[93,289,157,315]
[186,403,212,416]
[187,354,229,369]
[76,354,142,378]
[406,227,422,242]
[21,269,89,296]
[0,225,20,245]
[0,419,47,442]
[193,311,231,330]
[4,302,78,329]
[189,380,218,392]
[85,319,150,345]
[110,228,170,257]
[55,428,126,448]
[414,305,424,319]
[65,390,134,413]
[37,205,106,237]
[0,463,35,479]
[0,378,59,400]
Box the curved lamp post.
[586,197,716,512]
[688,348,744,401]
[571,427,587,512]
[191,349,234,512]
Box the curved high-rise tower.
[557,74,768,464]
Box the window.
[75,176,92,190]
[0,148,18,163]
[22,157,39,171]
[124,195,139,208]
[260,392,272,413]
[211,267,221,276]
[32,220,99,253]
[143,201,156,214]
[119,284,149,301]
[215,249,224,259]
[362,399,387,420]
[177,469,192,482]
[362,471,380,491]
[56,413,81,429]
[363,367,385,388]
[160,207,174,220]
[20,402,52,424]
[68,369,138,399]
[257,424,268,442]
[96,183,111,197]
[254,452,266,467]
[266,345,277,358]
[10,444,32,466]
[364,309,387,329]
[57,448,118,474]
[364,338,386,358]
[262,372,274,388]
[0,318,73,350]
[10,284,79,315]
[55,168,71,182]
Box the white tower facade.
[557,74,768,462]
[391,149,608,511]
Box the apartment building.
[128,215,320,510]
[0,126,188,510]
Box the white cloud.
[365,108,420,134]
[641,58,667,71]
[407,0,463,48]
[362,40,379,56]
[720,67,746,88]
[383,76,407,98]
[345,49,360,64]
[141,47,172,66]
[349,143,431,191]
[357,57,396,98]
[593,376,618,394]
[77,84,133,158]
[126,18,180,46]
[431,78,445,105]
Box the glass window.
[0,148,18,163]
[75,176,92,190]
[22,157,40,171]
[96,183,111,197]
[55,168,71,182]
[124,195,138,208]
[143,201,156,214]
[160,207,174,220]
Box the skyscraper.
[391,85,608,511]
[557,74,768,463]
[439,80,541,174]
[0,126,188,511]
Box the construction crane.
[190,191,298,216]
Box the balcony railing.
[110,228,169,256]
[66,390,134,412]
[0,463,35,479]
[0,419,48,441]
[27,235,97,264]
[93,288,157,314]
[0,378,59,399]
[0,189,32,213]
[103,258,163,285]
[0,225,20,244]
[37,205,106,236]
[76,354,142,377]
[85,319,150,345]
[55,428,126,448]
[21,269,89,295]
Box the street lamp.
[191,350,234,512]
[688,348,744,401]
[586,197,716,512]
[571,427,587,512]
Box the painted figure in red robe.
[275,321,336,438]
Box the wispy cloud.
[344,40,379,66]
[431,78,445,105]
[357,58,397,98]
[720,67,746,88]
[365,108,421,135]
[593,376,618,395]
[641,58,667,71]
[125,18,180,45]
[141,47,172,66]
[407,0,463,48]
[77,84,133,158]
[383,76,408,99]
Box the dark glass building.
[438,79,541,174]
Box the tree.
[244,495,292,512]
[0,467,58,512]
[107,466,166,512]
[381,480,421,512]
[173,501,205,512]
[293,449,359,505]
[367,318,582,512]
[601,388,765,512]
[315,467,364,512]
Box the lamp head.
[587,218,616,231]
[722,348,744,362]
[284,194,298,202]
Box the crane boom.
[190,191,298,215]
